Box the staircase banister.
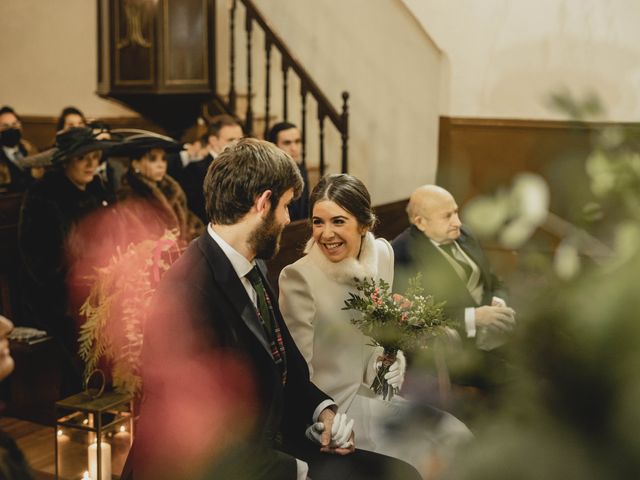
[240,0,346,130]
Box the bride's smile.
[312,200,366,263]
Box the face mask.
[0,128,21,148]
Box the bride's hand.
[309,411,355,454]
[383,350,406,390]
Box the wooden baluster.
[341,91,350,173]
[318,108,326,176]
[264,39,272,139]
[228,0,237,114]
[300,83,308,164]
[244,9,253,135]
[282,59,289,121]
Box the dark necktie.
[440,242,473,280]
[245,266,273,334]
[245,265,288,384]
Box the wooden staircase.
[98,0,349,176]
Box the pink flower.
[392,293,412,310]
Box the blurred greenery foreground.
[443,92,640,479]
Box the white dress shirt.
[208,224,336,479]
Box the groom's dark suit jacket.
[392,225,506,329]
[144,233,329,477]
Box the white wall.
[0,0,443,203]
[252,0,443,204]
[0,0,135,117]
[402,0,640,121]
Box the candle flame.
[57,429,63,437]
[119,425,126,433]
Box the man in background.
[267,122,309,221]
[180,114,244,222]
[392,185,516,389]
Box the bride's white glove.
[379,350,407,391]
[305,412,354,449]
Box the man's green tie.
[246,266,273,334]
[440,242,473,280]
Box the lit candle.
[88,442,111,480]
[57,428,69,443]
[114,425,131,440]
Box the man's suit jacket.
[179,153,214,222]
[143,233,330,477]
[288,162,309,221]
[392,225,506,331]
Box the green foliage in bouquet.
[78,231,179,396]
[343,273,455,353]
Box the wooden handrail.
[240,0,346,130]
[220,0,350,173]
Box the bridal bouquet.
[343,274,454,400]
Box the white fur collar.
[304,232,380,285]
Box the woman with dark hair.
[56,106,87,132]
[112,131,203,245]
[279,174,471,476]
[19,126,119,394]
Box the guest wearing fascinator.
[111,131,204,245]
[19,125,120,395]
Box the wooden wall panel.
[436,116,636,221]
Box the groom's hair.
[204,137,303,225]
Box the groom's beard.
[251,210,285,260]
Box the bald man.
[392,185,516,355]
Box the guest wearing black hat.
[112,131,204,245]
[18,125,120,395]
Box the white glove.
[491,296,507,308]
[378,350,406,391]
[305,412,354,449]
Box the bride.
[278,174,471,475]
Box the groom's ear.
[255,190,273,217]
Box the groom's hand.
[317,409,355,455]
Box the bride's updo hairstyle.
[309,174,377,230]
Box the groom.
[133,138,419,480]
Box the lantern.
[55,391,134,479]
